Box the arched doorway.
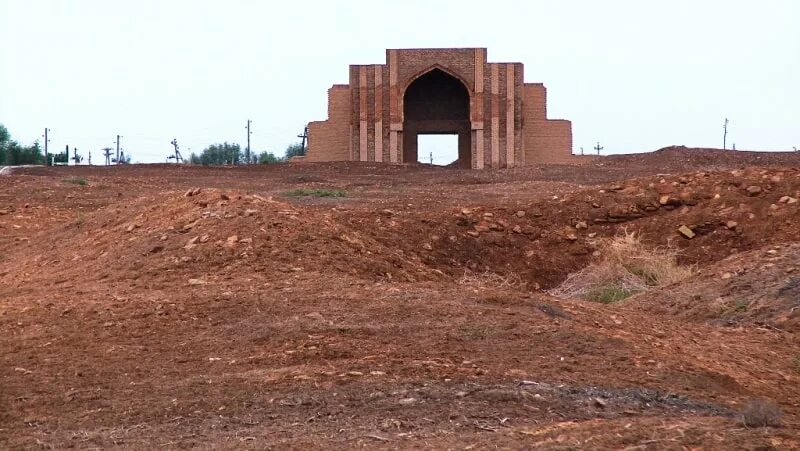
[402,68,472,168]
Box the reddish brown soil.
[2,147,800,449]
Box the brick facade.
[307,48,572,168]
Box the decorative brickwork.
[307,48,572,168]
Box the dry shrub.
[550,231,693,303]
[459,271,527,290]
[742,399,782,428]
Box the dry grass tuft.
[550,231,693,303]
[741,399,782,428]
[459,271,527,290]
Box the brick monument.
[307,48,572,168]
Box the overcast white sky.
[1,0,798,164]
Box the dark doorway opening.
[403,68,471,169]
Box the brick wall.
[522,84,573,163]
[307,85,350,162]
[307,48,573,168]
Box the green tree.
[195,142,242,165]
[285,142,305,159]
[0,124,10,149]
[257,151,282,164]
[0,124,45,165]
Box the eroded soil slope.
[2,148,800,449]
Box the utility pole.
[88,151,92,165]
[116,135,122,164]
[169,138,184,163]
[71,148,81,165]
[594,142,604,155]
[102,147,113,166]
[297,126,309,155]
[723,118,729,150]
[65,145,69,165]
[43,128,50,165]
[246,120,252,164]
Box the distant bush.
[550,231,693,303]
[258,151,283,165]
[284,188,347,198]
[741,399,782,428]
[64,177,88,186]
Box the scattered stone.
[726,221,738,230]
[220,193,230,200]
[489,223,504,232]
[149,245,164,254]
[565,233,578,241]
[245,209,258,217]
[474,223,491,233]
[512,225,523,234]
[461,208,472,215]
[0,209,8,215]
[226,235,239,245]
[370,371,386,376]
[398,398,418,405]
[184,236,199,250]
[347,371,364,377]
[714,193,721,199]
[575,221,588,230]
[587,232,597,238]
[515,210,526,218]
[467,231,480,237]
[678,225,695,239]
[422,243,433,251]
[126,223,139,233]
[483,212,494,218]
[592,202,601,208]
[593,397,607,408]
[160,235,168,241]
[188,278,206,285]
[789,197,799,205]
[721,272,733,280]
[184,188,195,197]
[746,185,762,196]
[779,196,791,203]
[770,204,779,211]
[199,234,210,243]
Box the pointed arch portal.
[402,68,472,169]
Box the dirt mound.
[631,242,800,331]
[0,188,445,295]
[3,160,800,449]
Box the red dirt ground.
[2,147,800,449]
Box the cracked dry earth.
[2,147,800,449]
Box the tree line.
[188,142,305,165]
[0,124,46,165]
[2,122,305,166]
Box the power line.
[42,128,50,165]
[116,134,122,164]
[297,126,308,154]
[246,120,252,164]
[168,138,184,163]
[102,147,113,166]
[723,118,729,150]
